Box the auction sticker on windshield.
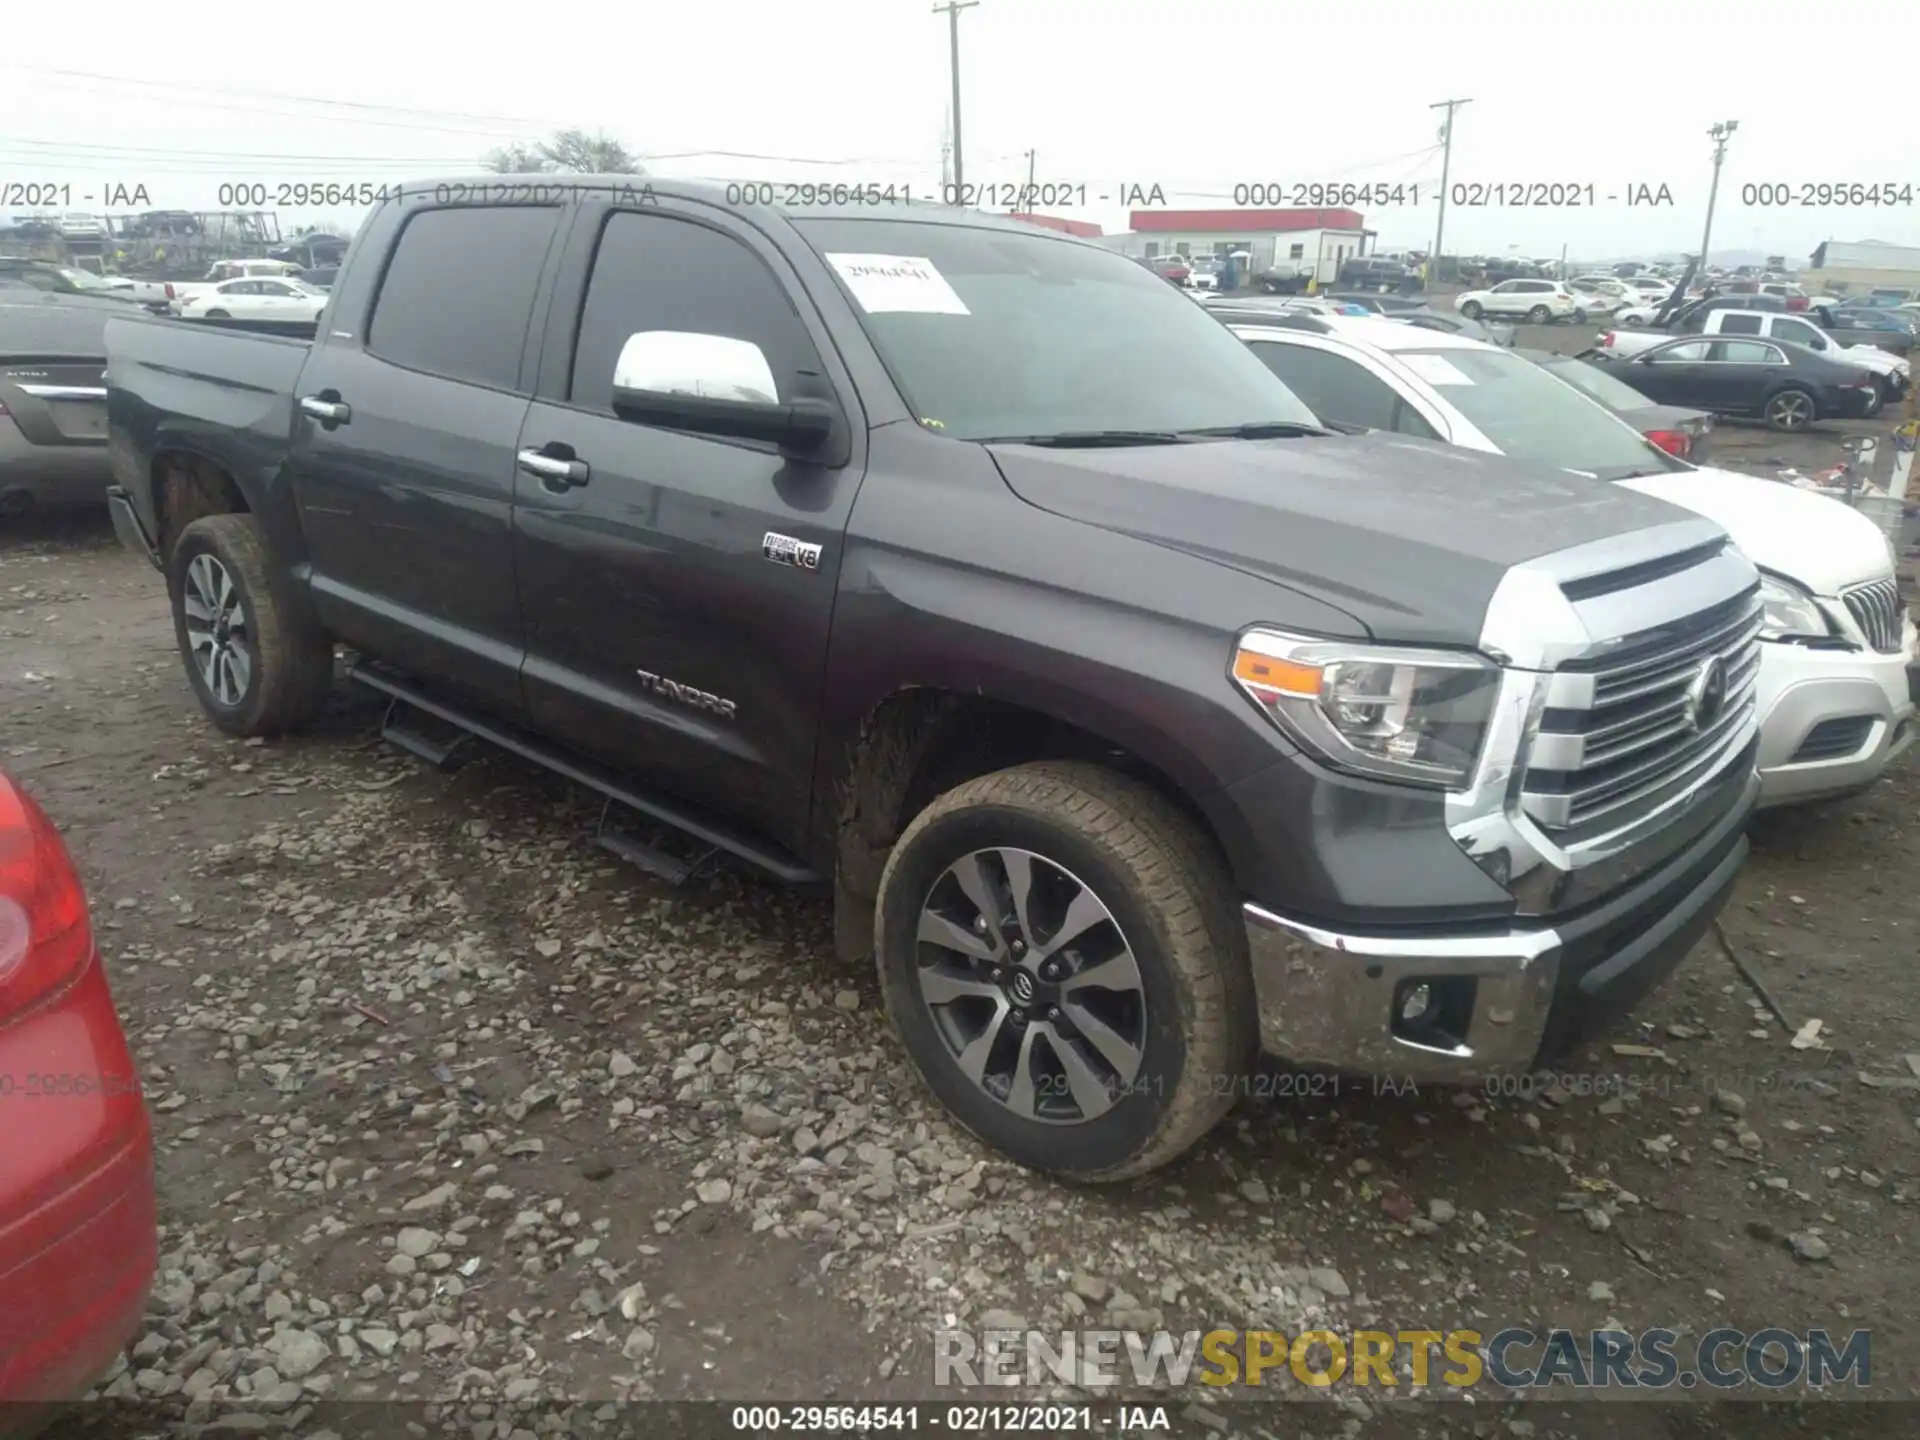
[1401,354,1476,387]
[825,254,971,315]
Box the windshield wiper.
[1177,420,1335,439]
[984,429,1190,447]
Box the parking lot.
[4,398,1916,1434]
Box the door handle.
[517,448,591,490]
[299,395,350,423]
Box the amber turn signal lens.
[1231,650,1323,699]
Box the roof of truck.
[396,174,1107,243]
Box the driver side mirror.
[611,331,837,455]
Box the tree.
[483,130,645,175]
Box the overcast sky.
[6,0,1916,262]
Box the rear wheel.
[1460,300,1483,320]
[874,761,1256,1182]
[1764,387,1817,432]
[1528,304,1553,324]
[168,513,334,737]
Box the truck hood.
[1617,465,1893,594]
[987,430,1703,647]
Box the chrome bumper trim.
[1243,903,1561,1082]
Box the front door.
[511,200,867,855]
[1627,340,1718,407]
[288,202,568,715]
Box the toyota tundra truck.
[102,177,1762,1181]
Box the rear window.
[367,206,562,391]
[1400,347,1681,480]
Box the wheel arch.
[826,685,1240,966]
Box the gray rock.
[1307,1268,1350,1298]
[741,1105,784,1138]
[695,1178,733,1205]
[1428,1199,1457,1225]
[1238,1179,1271,1205]
[977,1308,1028,1331]
[402,1182,458,1213]
[1587,1281,1615,1302]
[270,1329,330,1381]
[1069,1272,1110,1305]
[1583,1208,1613,1234]
[1788,1232,1832,1262]
[358,1328,399,1358]
[394,1227,439,1259]
[1711,1090,1747,1117]
[622,1327,656,1361]
[609,1051,638,1078]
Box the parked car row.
[1208,310,1914,808]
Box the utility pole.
[934,1,980,204]
[1428,98,1469,284]
[1698,120,1739,273]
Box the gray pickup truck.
[103,178,1761,1179]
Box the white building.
[1097,206,1373,283]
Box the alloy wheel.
[1767,391,1813,430]
[912,847,1146,1125]
[182,553,253,706]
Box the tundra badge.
[763,532,823,571]
[635,670,737,720]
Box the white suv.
[1453,278,1581,323]
[1225,314,1917,810]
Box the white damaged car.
[1226,314,1916,808]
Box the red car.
[0,774,155,1420]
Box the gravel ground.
[2,471,1916,1438]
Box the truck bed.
[103,313,313,528]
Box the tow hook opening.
[1392,976,1477,1051]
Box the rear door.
[286,201,570,716]
[511,198,867,854]
[1701,340,1786,412]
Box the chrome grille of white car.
[1522,588,1762,835]
[1841,577,1905,654]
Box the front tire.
[1460,300,1483,320]
[875,761,1256,1182]
[168,513,334,737]
[1528,304,1553,324]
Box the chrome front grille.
[1842,577,1905,654]
[1522,589,1762,835]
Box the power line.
[0,63,575,130]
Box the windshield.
[56,268,113,291]
[1400,346,1683,480]
[791,218,1318,441]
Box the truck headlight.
[1232,630,1500,787]
[1756,573,1830,642]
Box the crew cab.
[105,176,1763,1181]
[1224,314,1916,809]
[1597,308,1910,413]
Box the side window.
[1774,319,1822,346]
[569,210,821,411]
[367,205,563,391]
[1491,280,1517,293]
[1288,243,1305,259]
[1651,341,1711,362]
[1247,342,1418,432]
[1712,341,1782,363]
[1717,313,1764,335]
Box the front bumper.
[1244,765,1756,1081]
[1754,623,1918,808]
